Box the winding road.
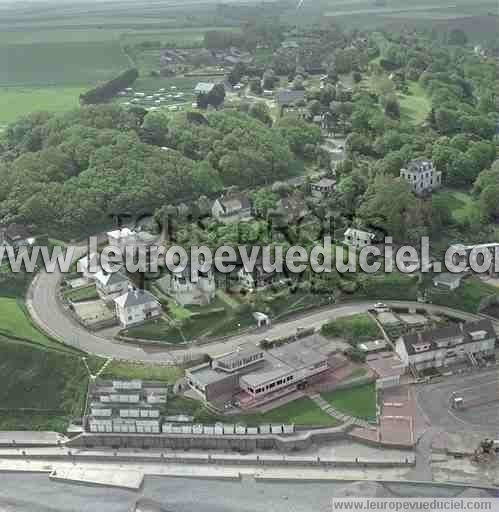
[27,246,491,364]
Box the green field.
[0,41,130,86]
[399,82,431,125]
[63,284,99,303]
[321,313,382,345]
[0,337,89,430]
[321,383,377,421]
[433,189,480,226]
[0,86,86,125]
[99,360,184,383]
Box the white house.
[211,194,251,222]
[395,319,496,372]
[94,271,129,301]
[311,177,336,199]
[77,253,100,278]
[343,228,375,249]
[114,289,162,328]
[107,228,137,252]
[400,159,442,196]
[433,273,463,291]
[158,266,216,306]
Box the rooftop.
[366,352,405,379]
[401,319,496,355]
[214,342,264,368]
[433,273,463,285]
[276,88,305,106]
[114,289,159,309]
[195,82,215,94]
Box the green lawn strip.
[428,276,498,314]
[0,297,78,353]
[63,283,98,303]
[321,313,381,345]
[99,360,184,383]
[398,81,431,125]
[433,189,480,226]
[321,383,377,421]
[166,396,339,427]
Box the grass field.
[399,82,431,125]
[0,337,89,430]
[62,284,98,303]
[0,41,130,86]
[321,313,381,345]
[433,189,480,226]
[321,383,377,421]
[99,360,184,383]
[166,395,339,427]
[0,86,86,125]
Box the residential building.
[311,177,336,199]
[77,252,100,278]
[433,273,463,291]
[107,228,157,253]
[157,266,216,306]
[113,289,162,328]
[395,319,496,372]
[236,263,277,291]
[0,223,35,250]
[343,228,375,249]
[194,82,215,95]
[95,271,129,301]
[400,159,442,196]
[211,194,252,222]
[276,88,305,108]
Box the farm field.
[0,86,86,125]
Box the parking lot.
[415,368,499,434]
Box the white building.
[95,271,129,301]
[113,289,162,328]
[433,273,463,291]
[158,266,216,306]
[344,228,375,249]
[212,194,252,222]
[77,252,100,278]
[400,159,442,196]
[395,320,496,372]
[311,177,336,199]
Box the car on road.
[374,302,389,312]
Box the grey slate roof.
[401,319,496,355]
[114,289,159,309]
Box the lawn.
[0,85,86,125]
[99,360,184,384]
[0,297,75,352]
[0,337,90,430]
[433,189,480,226]
[399,81,431,125]
[321,313,381,345]
[63,284,98,303]
[321,383,377,421]
[165,395,339,427]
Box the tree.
[249,102,272,126]
[249,79,262,95]
[140,111,169,146]
[448,29,468,46]
[479,185,499,221]
[383,95,400,119]
[80,68,138,105]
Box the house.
[395,319,496,372]
[157,265,216,306]
[433,273,463,291]
[400,159,442,196]
[211,194,252,222]
[344,228,375,249]
[236,262,278,291]
[95,271,129,301]
[194,82,215,95]
[0,223,36,250]
[276,88,305,108]
[311,177,336,199]
[77,253,100,278]
[113,289,162,328]
[107,228,157,253]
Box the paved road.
[27,245,492,363]
[414,369,499,434]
